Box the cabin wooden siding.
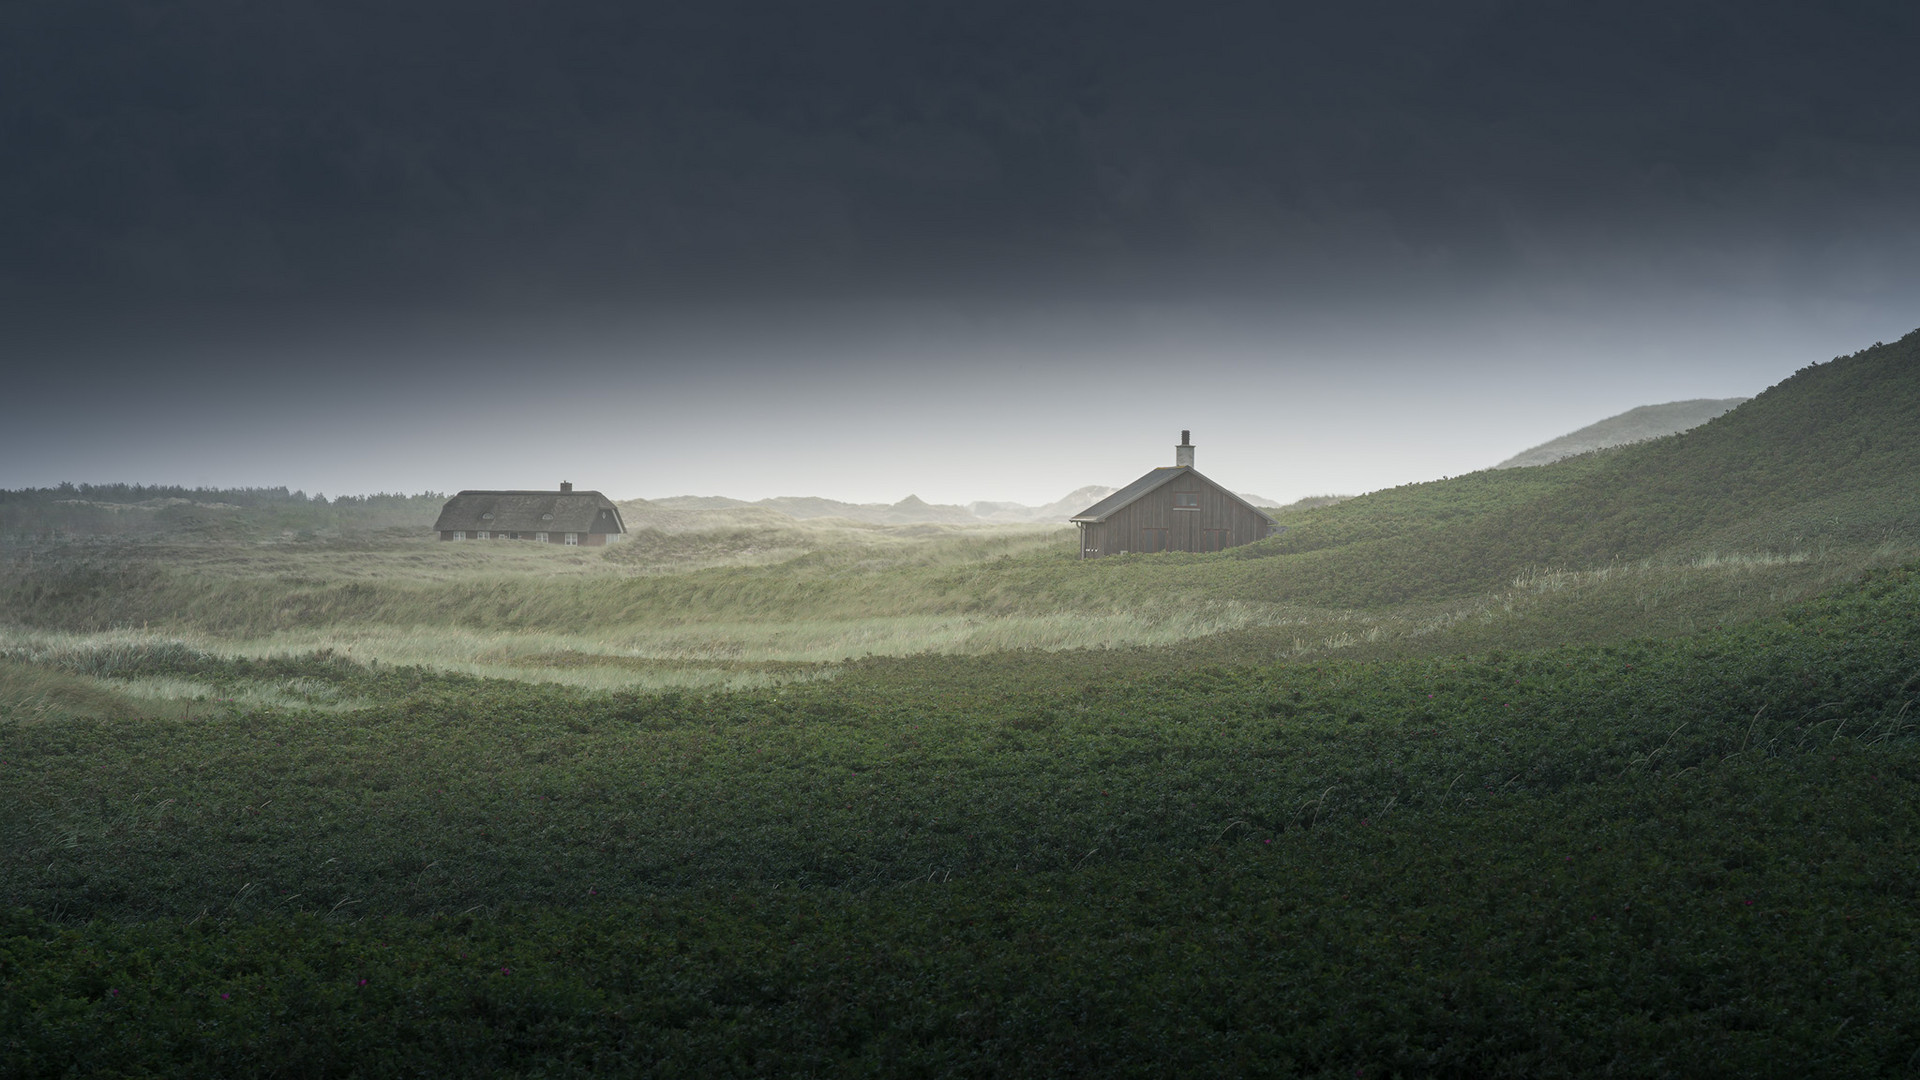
[438,530,609,545]
[1077,473,1271,557]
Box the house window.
[535,532,549,543]
[475,530,488,540]
[1173,492,1200,509]
[1202,529,1231,552]
[1142,528,1170,552]
[564,532,579,546]
[453,531,465,541]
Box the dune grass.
[0,659,138,723]
[1,525,1909,696]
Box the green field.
[4,333,1920,1076]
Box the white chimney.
[1175,430,1194,469]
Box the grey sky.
[6,292,1906,506]
[4,1,1916,504]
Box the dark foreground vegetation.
[4,564,1919,1076]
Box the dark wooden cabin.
[1070,433,1279,558]
[433,482,626,546]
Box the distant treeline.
[0,485,447,542]
[0,484,442,508]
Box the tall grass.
[3,540,1902,692]
[0,659,135,723]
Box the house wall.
[1080,474,1273,558]
[439,529,614,544]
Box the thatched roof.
[433,491,625,534]
[1069,467,1277,525]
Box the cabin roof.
[1069,466,1278,525]
[432,491,626,534]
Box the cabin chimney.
[560,481,573,493]
[1174,430,1194,469]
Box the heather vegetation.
[3,332,1920,1075]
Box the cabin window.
[1202,529,1231,552]
[1142,528,1170,552]
[535,532,549,543]
[475,530,488,540]
[564,532,579,546]
[1173,492,1200,509]
[452,531,465,541]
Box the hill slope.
[1237,330,1920,604]
[1495,398,1749,469]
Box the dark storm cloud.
[6,0,1918,316]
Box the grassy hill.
[1239,331,1920,604]
[1494,397,1749,469]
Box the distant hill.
[1247,330,1920,605]
[974,487,1286,522]
[624,484,1294,530]
[636,493,978,529]
[1495,398,1749,469]
[638,486,1127,527]
[969,486,1117,523]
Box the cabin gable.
[1070,434,1277,558]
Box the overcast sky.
[5,1,1916,505]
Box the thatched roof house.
[1070,432,1278,558]
[433,483,625,546]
